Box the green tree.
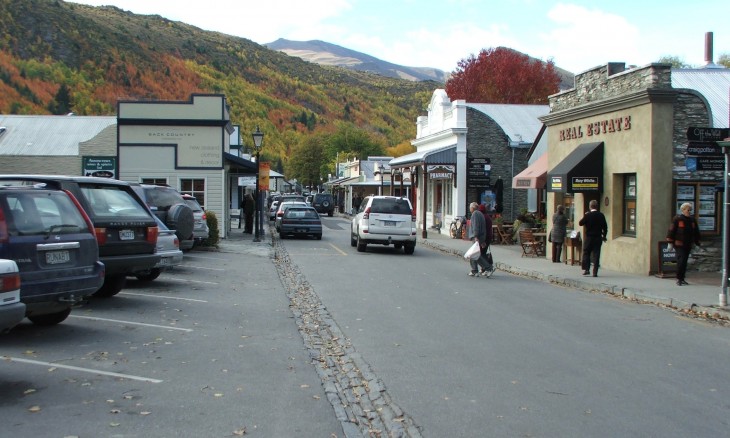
[324,122,385,161]
[48,83,72,114]
[287,136,327,189]
[718,54,730,68]
[657,55,691,68]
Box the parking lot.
[0,246,341,437]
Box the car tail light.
[363,207,371,219]
[411,208,417,222]
[201,212,206,220]
[173,236,180,249]
[147,226,159,244]
[94,227,107,245]
[0,207,7,244]
[277,211,284,217]
[63,189,96,236]
[0,270,20,292]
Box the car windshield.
[2,191,87,235]
[144,187,183,209]
[285,208,319,219]
[80,185,152,218]
[183,198,202,212]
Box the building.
[390,89,548,237]
[541,62,729,275]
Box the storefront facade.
[542,62,724,275]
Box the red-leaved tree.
[445,47,561,104]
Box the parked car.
[134,215,183,281]
[130,184,195,251]
[279,206,322,240]
[350,195,416,254]
[0,259,25,333]
[0,183,105,324]
[268,200,280,221]
[312,193,335,216]
[0,175,160,297]
[275,201,308,232]
[181,194,209,245]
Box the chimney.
[703,32,722,69]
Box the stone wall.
[465,108,529,221]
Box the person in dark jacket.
[242,193,255,234]
[550,205,568,263]
[467,202,494,277]
[666,202,701,286]
[578,200,608,277]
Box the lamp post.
[252,126,264,242]
[718,139,730,307]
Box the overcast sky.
[69,0,729,74]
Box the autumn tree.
[445,47,560,104]
[287,136,327,189]
[657,55,691,68]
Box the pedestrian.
[578,199,608,277]
[666,202,701,286]
[466,202,494,277]
[550,205,568,263]
[243,193,255,234]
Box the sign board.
[656,241,677,278]
[571,176,599,190]
[82,156,116,178]
[549,176,563,191]
[467,157,491,187]
[686,141,722,156]
[686,127,730,142]
[686,156,725,171]
[259,162,270,190]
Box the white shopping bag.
[464,241,481,260]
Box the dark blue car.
[0,185,104,325]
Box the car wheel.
[404,243,415,255]
[356,235,367,252]
[27,307,72,326]
[350,231,357,247]
[166,203,195,243]
[316,234,322,240]
[93,274,127,297]
[394,243,403,249]
[136,268,161,282]
[280,233,287,239]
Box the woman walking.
[550,205,568,263]
[666,202,701,286]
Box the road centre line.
[69,315,193,332]
[1,356,163,383]
[120,292,208,303]
[328,243,347,256]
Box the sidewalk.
[417,228,730,321]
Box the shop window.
[674,181,718,234]
[141,178,167,186]
[623,174,637,236]
[180,178,206,208]
[562,195,575,228]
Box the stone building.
[390,89,547,237]
[541,62,729,275]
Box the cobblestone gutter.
[271,235,423,438]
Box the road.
[2,214,730,437]
[283,215,730,437]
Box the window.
[674,181,718,234]
[180,178,206,208]
[141,178,167,186]
[623,174,637,236]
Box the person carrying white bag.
[464,202,495,277]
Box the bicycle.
[449,216,466,239]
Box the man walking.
[467,202,494,277]
[666,202,701,286]
[579,199,607,277]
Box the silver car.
[135,216,183,281]
[182,194,209,245]
[0,259,25,333]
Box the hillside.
[266,39,450,83]
[0,0,437,168]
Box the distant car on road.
[350,195,416,254]
[279,206,322,240]
[312,193,335,216]
[275,201,308,232]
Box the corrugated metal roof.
[465,103,549,144]
[672,68,730,128]
[0,115,117,156]
[390,144,456,167]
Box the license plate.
[296,228,307,233]
[119,229,135,240]
[383,221,396,226]
[158,257,171,266]
[45,250,70,265]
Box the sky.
[68,0,729,74]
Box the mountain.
[266,39,449,83]
[0,0,438,169]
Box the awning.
[389,145,456,168]
[547,142,604,193]
[325,176,359,186]
[512,153,548,189]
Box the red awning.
[512,153,547,189]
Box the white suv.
[350,196,416,254]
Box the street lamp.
[252,126,264,242]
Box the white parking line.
[120,292,208,303]
[69,315,193,332]
[1,356,163,383]
[162,277,219,285]
[181,265,225,271]
[182,254,229,260]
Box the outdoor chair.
[519,229,545,257]
[496,224,513,245]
